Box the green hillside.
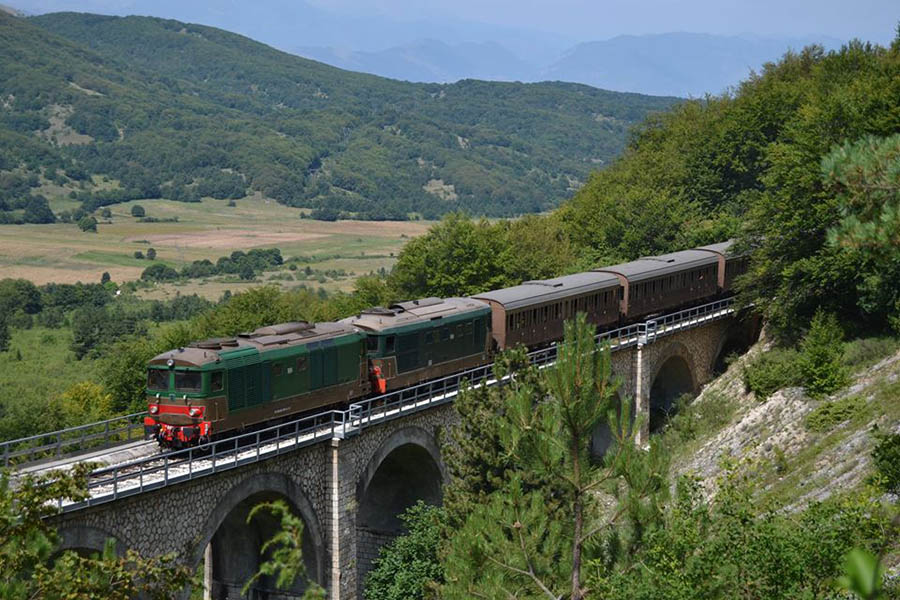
[0,11,678,220]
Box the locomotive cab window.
[175,370,202,392]
[147,369,168,391]
[211,371,224,392]
[385,335,396,353]
[366,336,379,352]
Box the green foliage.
[77,215,97,232]
[130,204,145,218]
[805,395,867,432]
[363,502,446,600]
[839,548,887,600]
[242,500,325,600]
[0,465,196,599]
[140,263,178,281]
[0,317,8,354]
[799,310,850,398]
[442,314,668,600]
[870,431,900,495]
[390,213,575,298]
[844,335,900,369]
[742,347,801,399]
[146,247,156,260]
[588,468,892,600]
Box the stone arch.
[56,524,126,558]
[648,342,697,433]
[712,321,757,376]
[589,390,630,462]
[356,426,446,592]
[192,472,325,599]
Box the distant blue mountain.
[10,1,845,96]
[542,32,845,97]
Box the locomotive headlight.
[189,407,202,418]
[149,404,159,415]
[166,358,175,367]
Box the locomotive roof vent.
[390,298,443,312]
[523,280,564,288]
[253,322,313,336]
[361,306,396,316]
[192,337,239,350]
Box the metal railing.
[35,297,736,512]
[1,411,147,468]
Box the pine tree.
[799,310,850,398]
[442,314,668,600]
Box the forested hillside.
[388,34,900,342]
[0,11,676,221]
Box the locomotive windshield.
[175,370,202,392]
[147,369,168,391]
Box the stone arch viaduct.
[50,304,758,600]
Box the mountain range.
[9,1,844,97]
[0,11,677,220]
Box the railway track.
[6,298,736,513]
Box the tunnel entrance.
[356,442,443,592]
[209,491,319,600]
[649,356,694,433]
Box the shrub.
[805,395,867,432]
[364,502,445,600]
[130,204,145,218]
[140,263,178,282]
[843,336,900,369]
[742,348,801,399]
[871,431,900,495]
[799,310,850,398]
[146,248,157,260]
[77,215,97,232]
[133,251,144,259]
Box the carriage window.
[147,369,168,391]
[425,331,435,344]
[465,322,474,336]
[272,364,284,377]
[456,324,464,337]
[296,357,308,371]
[211,371,224,391]
[175,371,202,392]
[440,328,450,341]
[385,336,396,352]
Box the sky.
[307,0,898,45]
[9,0,898,45]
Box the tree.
[243,500,325,600]
[23,195,56,224]
[134,250,144,259]
[0,315,9,353]
[0,465,196,599]
[77,215,97,232]
[101,207,112,218]
[131,204,145,218]
[799,310,850,398]
[442,314,668,600]
[101,271,111,284]
[71,305,107,359]
[141,263,179,281]
[823,134,900,332]
[364,502,446,600]
[146,247,157,260]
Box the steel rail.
[45,297,736,513]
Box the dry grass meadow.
[0,196,432,299]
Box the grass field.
[0,196,432,298]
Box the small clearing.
[123,230,329,249]
[423,179,458,202]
